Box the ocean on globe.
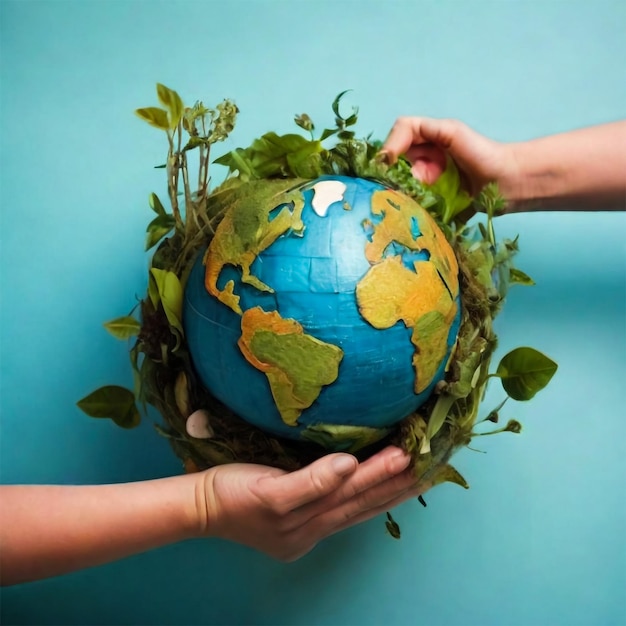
[183,175,461,447]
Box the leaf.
[148,272,160,308]
[103,316,141,340]
[174,371,191,417]
[135,107,170,131]
[149,268,184,334]
[182,136,207,152]
[385,512,401,539]
[145,214,175,250]
[430,464,470,489]
[156,83,184,129]
[510,267,536,286]
[429,156,473,223]
[320,127,339,141]
[215,133,323,179]
[213,147,255,179]
[77,385,140,429]
[149,193,167,216]
[496,347,558,401]
[332,90,353,119]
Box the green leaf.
[145,214,175,250]
[385,512,401,539]
[429,156,473,223]
[344,112,358,127]
[149,268,184,334]
[320,127,339,141]
[148,272,160,308]
[156,83,184,129]
[215,132,323,179]
[430,464,470,489]
[510,267,536,286]
[332,90,353,119]
[103,316,141,340]
[149,193,167,216]
[182,136,207,152]
[213,148,255,179]
[422,394,456,453]
[496,347,558,401]
[135,107,170,131]
[285,140,324,178]
[77,385,140,429]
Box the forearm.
[503,121,626,212]
[0,476,203,586]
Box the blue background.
[1,1,624,625]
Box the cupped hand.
[195,446,422,561]
[382,117,517,197]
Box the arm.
[504,122,626,212]
[0,446,417,585]
[382,117,626,212]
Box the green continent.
[203,179,307,314]
[238,308,343,427]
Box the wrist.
[190,467,220,539]
[498,141,540,213]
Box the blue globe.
[183,176,461,443]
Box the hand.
[382,117,517,197]
[196,446,421,561]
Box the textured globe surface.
[184,176,461,442]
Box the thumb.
[261,454,358,513]
[383,117,462,163]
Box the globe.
[183,175,461,446]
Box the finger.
[382,117,461,163]
[406,144,447,183]
[311,466,417,531]
[291,446,411,525]
[257,453,358,514]
[331,485,426,534]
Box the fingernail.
[332,455,357,476]
[390,449,411,472]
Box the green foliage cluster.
[78,84,557,496]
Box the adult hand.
[198,446,420,561]
[382,117,516,197]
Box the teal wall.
[1,1,624,624]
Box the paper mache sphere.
[183,175,461,443]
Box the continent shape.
[357,189,459,393]
[238,307,344,426]
[203,179,306,314]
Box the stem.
[201,145,211,199]
[166,131,182,229]
[198,145,205,191]
[181,152,192,211]
[487,214,496,247]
